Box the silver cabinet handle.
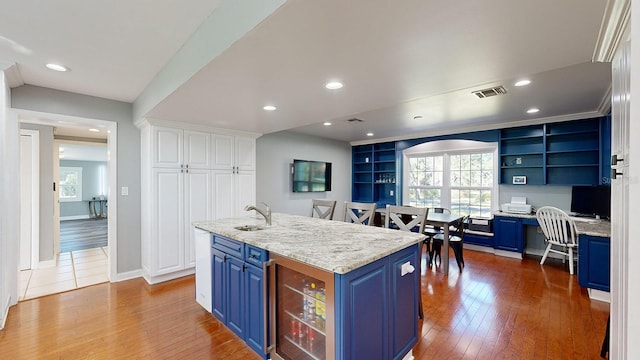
[263,259,275,354]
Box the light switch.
[390,190,394,196]
[121,186,129,196]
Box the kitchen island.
[194,213,425,360]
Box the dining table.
[376,208,463,275]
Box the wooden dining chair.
[384,205,428,320]
[311,199,337,220]
[343,201,377,225]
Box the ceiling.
[1,0,612,144]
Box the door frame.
[17,109,118,282]
[19,129,40,269]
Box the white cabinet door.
[212,170,235,219]
[153,168,184,274]
[235,137,256,171]
[236,171,256,217]
[212,134,235,169]
[184,130,210,169]
[153,127,183,168]
[184,169,211,268]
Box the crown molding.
[592,0,631,62]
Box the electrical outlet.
[516,157,522,165]
[121,186,129,196]
[390,190,394,196]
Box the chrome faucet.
[244,202,271,226]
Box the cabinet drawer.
[212,235,244,259]
[245,245,267,267]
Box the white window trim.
[59,166,83,202]
[402,139,499,216]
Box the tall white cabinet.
[140,123,257,284]
[212,134,256,219]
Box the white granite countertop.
[193,213,426,274]
[492,210,611,237]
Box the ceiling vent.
[346,118,364,123]
[472,86,507,99]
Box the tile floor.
[19,247,109,301]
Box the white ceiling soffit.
[146,0,610,142]
[0,0,224,102]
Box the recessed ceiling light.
[45,63,69,72]
[526,108,540,114]
[413,115,423,120]
[366,132,374,137]
[263,105,277,111]
[325,82,343,90]
[515,79,531,87]
[323,122,332,126]
[89,128,100,132]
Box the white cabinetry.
[211,134,256,218]
[141,123,257,284]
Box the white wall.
[256,131,351,219]
[19,123,55,261]
[0,70,19,328]
[11,85,141,274]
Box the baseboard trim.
[114,269,143,282]
[494,249,523,259]
[60,215,91,221]
[1,295,12,330]
[588,288,611,303]
[143,268,195,285]
[464,243,495,254]
[38,259,56,268]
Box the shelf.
[501,135,544,141]
[501,166,543,169]
[546,130,598,137]
[284,309,327,336]
[546,148,599,154]
[500,151,544,156]
[353,170,372,174]
[283,335,323,360]
[546,164,598,168]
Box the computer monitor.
[570,185,611,219]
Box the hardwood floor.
[60,218,108,253]
[0,248,608,359]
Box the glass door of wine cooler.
[269,254,334,360]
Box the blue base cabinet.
[578,235,610,292]
[211,235,268,359]
[464,232,495,248]
[335,244,419,360]
[493,216,524,253]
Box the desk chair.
[384,205,428,319]
[344,201,377,225]
[311,199,337,220]
[433,215,468,271]
[536,206,578,275]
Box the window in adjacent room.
[59,167,83,202]
[404,140,497,218]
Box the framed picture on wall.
[512,176,527,185]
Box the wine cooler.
[268,254,335,360]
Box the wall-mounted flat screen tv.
[292,159,332,192]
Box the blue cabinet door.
[494,217,522,252]
[578,235,610,291]
[389,245,419,360]
[336,256,390,360]
[244,263,265,355]
[226,256,245,337]
[211,248,226,323]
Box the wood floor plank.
[1,248,609,359]
[60,218,108,253]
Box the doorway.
[17,111,117,300]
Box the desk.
[376,209,462,275]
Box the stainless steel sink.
[234,224,266,231]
